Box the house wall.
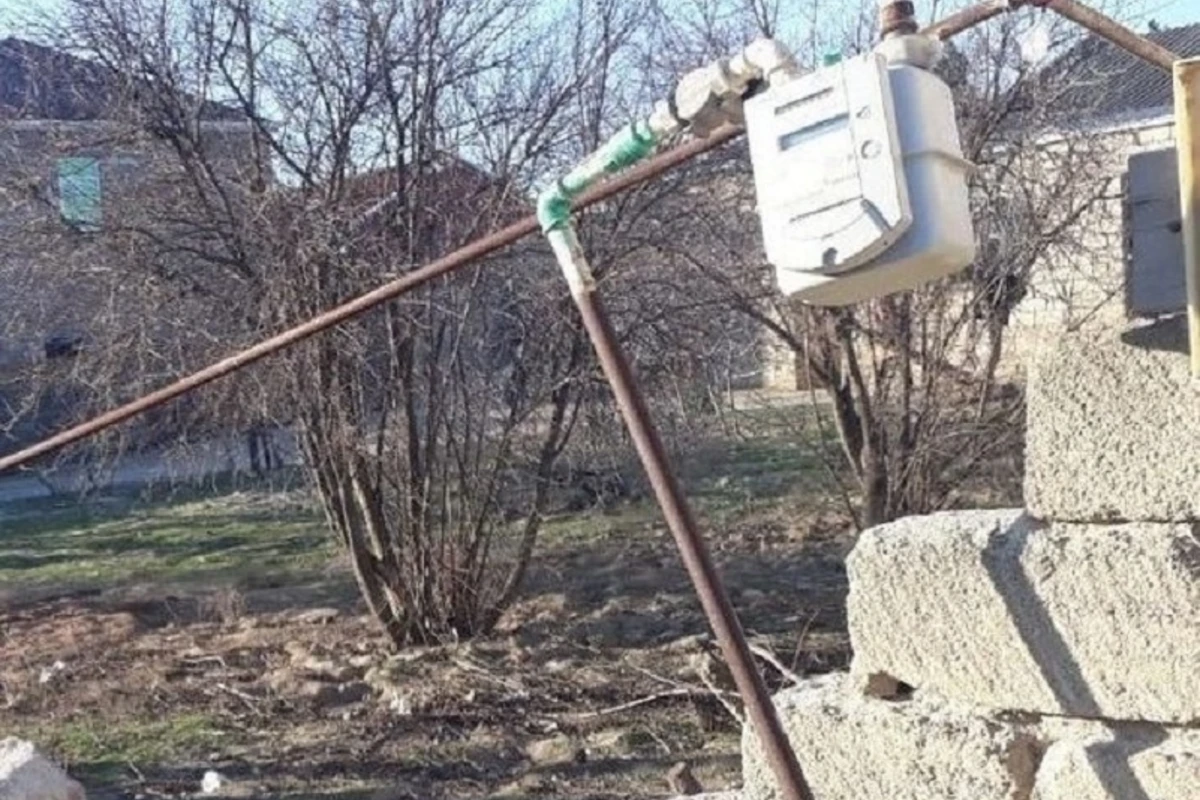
[1002,115,1177,374]
[0,119,261,452]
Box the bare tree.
[0,0,667,644]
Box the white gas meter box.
[745,37,975,305]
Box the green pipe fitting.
[538,121,660,233]
[537,183,572,233]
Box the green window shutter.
[57,157,102,231]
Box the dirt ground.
[0,428,856,800]
[1,520,850,799]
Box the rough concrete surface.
[0,738,85,800]
[1025,317,1200,522]
[740,677,1200,800]
[1032,726,1200,800]
[847,509,1200,724]
[741,674,1038,800]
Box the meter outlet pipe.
[536,40,815,800]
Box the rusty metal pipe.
[879,0,919,39]
[1172,59,1200,377]
[923,0,1176,75]
[921,0,1011,40]
[570,285,814,800]
[0,127,740,476]
[1035,0,1175,72]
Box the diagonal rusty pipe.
[1031,0,1175,73]
[922,0,1176,75]
[571,285,815,800]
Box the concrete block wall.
[727,321,1200,800]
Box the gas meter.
[744,37,975,305]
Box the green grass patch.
[16,712,231,782]
[540,425,836,544]
[0,491,332,592]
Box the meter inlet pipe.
[537,40,812,800]
[921,0,1176,74]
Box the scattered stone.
[37,662,66,686]
[200,770,224,795]
[297,656,356,683]
[667,762,704,795]
[0,739,85,800]
[293,608,341,625]
[847,509,1200,724]
[305,681,372,708]
[525,734,582,766]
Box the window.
[57,157,102,232]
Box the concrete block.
[0,738,85,800]
[741,674,1038,800]
[1032,725,1200,800]
[1025,317,1200,522]
[847,509,1200,724]
[739,677,1200,800]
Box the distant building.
[0,37,261,453]
[1005,23,1200,369]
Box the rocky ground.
[1,437,854,799]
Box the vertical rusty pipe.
[1173,57,1200,378]
[879,0,919,38]
[569,286,814,800]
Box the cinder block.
[739,677,1200,800]
[847,509,1200,724]
[1025,317,1200,522]
[1032,726,1200,800]
[0,738,86,800]
[741,675,1038,800]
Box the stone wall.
[724,320,1200,800]
[1003,116,1176,374]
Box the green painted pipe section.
[537,121,661,233]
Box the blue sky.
[0,0,1197,40]
[1145,0,1200,27]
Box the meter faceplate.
[746,52,912,275]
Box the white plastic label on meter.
[745,52,912,275]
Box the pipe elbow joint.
[734,38,798,86]
[537,185,572,233]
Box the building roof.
[0,37,244,122]
[1051,22,1200,128]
